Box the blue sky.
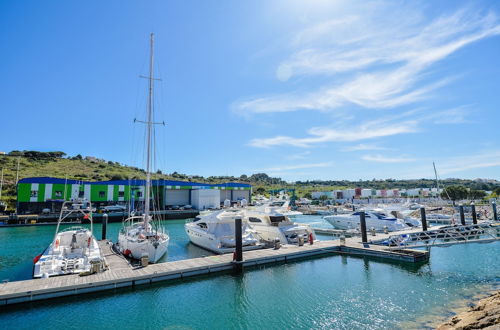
[1,0,500,182]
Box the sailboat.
[117,33,170,264]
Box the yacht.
[324,210,409,232]
[244,209,316,244]
[185,210,261,254]
[117,33,169,263]
[33,200,105,278]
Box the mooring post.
[471,203,477,225]
[492,201,498,221]
[459,204,465,226]
[359,211,368,243]
[420,207,428,231]
[101,213,108,240]
[234,217,243,272]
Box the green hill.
[1,150,498,211]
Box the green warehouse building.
[17,177,252,214]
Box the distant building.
[16,177,251,214]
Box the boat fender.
[87,237,91,247]
[33,254,42,264]
[308,232,314,245]
[124,249,131,256]
[232,251,236,261]
[55,239,60,249]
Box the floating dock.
[0,235,429,306]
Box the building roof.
[18,177,251,188]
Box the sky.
[1,0,500,182]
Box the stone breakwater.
[437,290,500,329]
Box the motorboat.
[33,200,105,278]
[243,209,316,244]
[117,33,169,263]
[185,210,262,254]
[324,210,409,232]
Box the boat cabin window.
[118,191,125,197]
[137,191,143,197]
[55,191,62,198]
[269,216,286,224]
[99,191,105,198]
[30,190,38,197]
[352,211,370,218]
[248,217,262,223]
[197,222,208,229]
[79,191,84,198]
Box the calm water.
[0,216,498,329]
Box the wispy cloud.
[234,5,500,115]
[361,154,415,163]
[285,150,311,160]
[261,161,333,172]
[248,110,421,148]
[341,143,388,152]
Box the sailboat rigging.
[117,33,170,263]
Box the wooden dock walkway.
[0,235,429,306]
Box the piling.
[359,211,368,243]
[459,205,465,225]
[471,203,477,225]
[234,217,243,272]
[493,201,498,221]
[101,213,108,240]
[420,207,428,231]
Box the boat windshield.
[372,213,395,220]
[270,216,286,224]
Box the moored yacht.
[185,210,261,254]
[243,209,316,244]
[33,200,105,278]
[324,210,409,232]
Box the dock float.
[0,237,428,306]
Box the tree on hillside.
[303,192,312,199]
[441,185,468,201]
[255,187,266,195]
[468,189,486,200]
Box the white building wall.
[361,189,372,198]
[191,189,220,210]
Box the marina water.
[0,217,498,329]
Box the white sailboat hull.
[118,232,169,263]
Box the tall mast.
[144,33,155,227]
[0,168,3,201]
[433,162,440,192]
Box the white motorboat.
[243,209,316,244]
[185,210,261,254]
[33,200,105,278]
[117,33,169,264]
[324,210,409,232]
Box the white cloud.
[341,144,388,152]
[361,154,415,163]
[261,161,333,172]
[234,5,500,115]
[285,150,311,160]
[249,110,420,148]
